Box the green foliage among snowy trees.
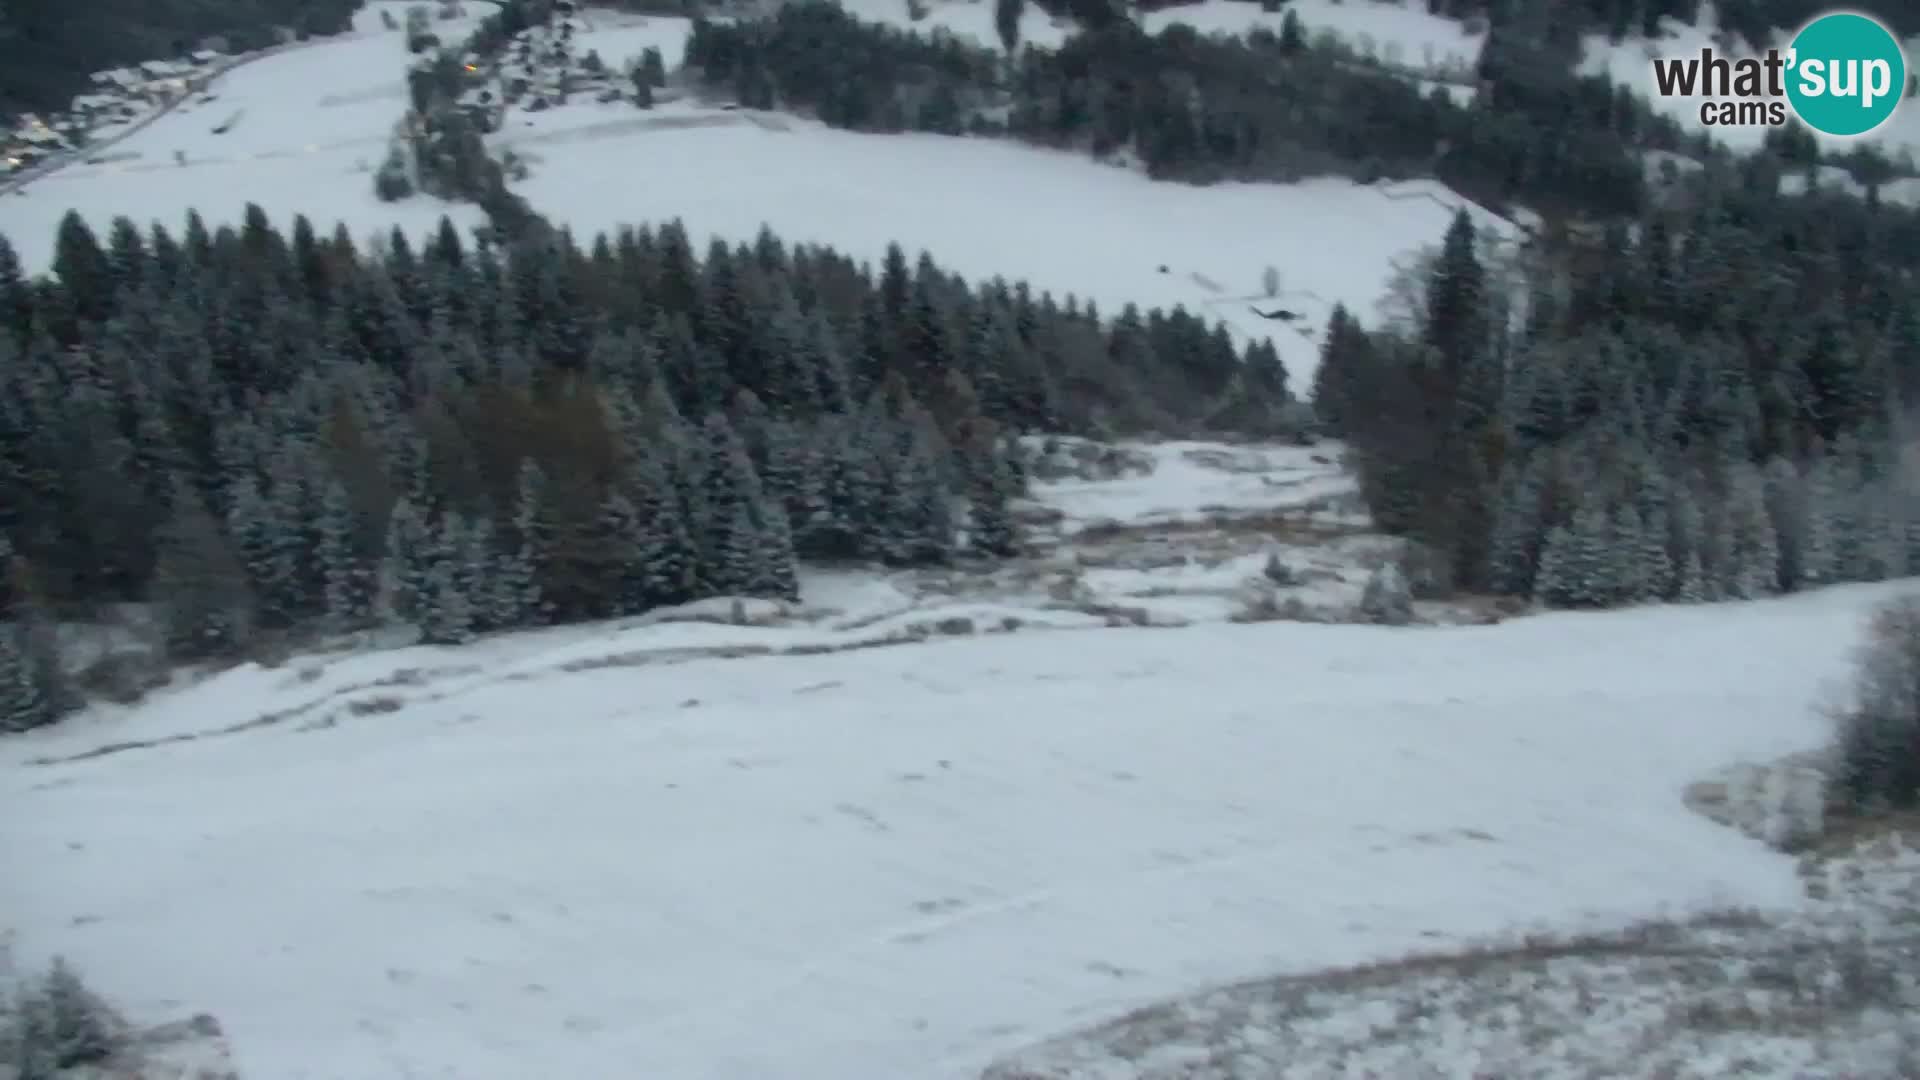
[0,206,1290,732]
[1315,147,1920,612]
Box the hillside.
[3,573,1900,1079]
[5,0,1920,1077]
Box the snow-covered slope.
[0,0,1512,389]
[839,0,1485,74]
[1,576,1901,1080]
[1139,0,1484,75]
[512,103,1503,380]
[0,2,493,270]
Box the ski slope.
[1,578,1899,1080]
[0,2,493,271]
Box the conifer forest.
[6,0,1920,739]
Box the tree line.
[687,0,1920,227]
[1314,145,1920,610]
[683,0,1709,223]
[0,203,1290,732]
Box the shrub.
[1359,562,1413,625]
[2,957,117,1079]
[1829,594,1920,814]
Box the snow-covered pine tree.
[318,477,373,632]
[795,421,864,560]
[1721,465,1779,600]
[225,474,277,605]
[1637,504,1674,602]
[1762,455,1811,593]
[593,490,651,618]
[754,418,808,520]
[0,623,51,733]
[512,459,552,625]
[376,496,434,630]
[1535,502,1608,607]
[634,471,698,609]
[717,502,764,597]
[697,414,770,592]
[260,445,320,625]
[886,436,955,565]
[1824,435,1867,580]
[967,443,1019,559]
[151,480,255,659]
[1484,459,1547,595]
[418,513,475,645]
[458,513,503,634]
[748,499,802,602]
[1674,550,1709,603]
[1604,503,1652,605]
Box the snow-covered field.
[0,1,493,271]
[990,837,1920,1078]
[2,541,1904,1078]
[834,0,1075,51]
[840,0,1483,75]
[512,101,1504,377]
[1139,0,1483,75]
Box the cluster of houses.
[0,114,67,173]
[445,12,671,134]
[1,48,226,175]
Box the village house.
[69,94,124,121]
[1,114,68,171]
[14,116,62,147]
[91,68,142,93]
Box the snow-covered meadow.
[3,557,1904,1079]
[990,839,1920,1079]
[511,105,1505,379]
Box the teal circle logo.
[1785,12,1908,137]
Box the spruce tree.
[593,490,652,617]
[419,514,475,645]
[318,478,371,632]
[995,0,1023,52]
[512,459,553,624]
[634,471,698,608]
[377,496,434,630]
[0,624,51,733]
[151,481,255,660]
[749,500,802,602]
